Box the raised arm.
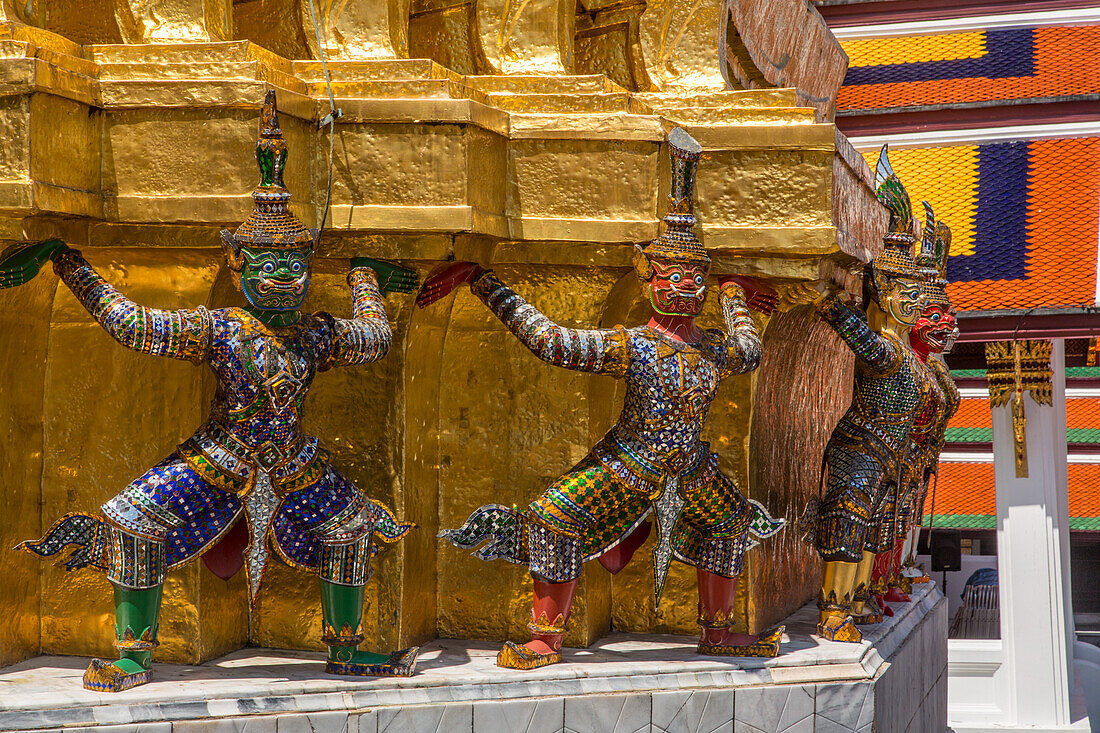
[814,291,900,374]
[717,281,763,378]
[318,266,392,369]
[54,247,211,363]
[470,270,630,376]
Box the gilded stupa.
[0,0,885,665]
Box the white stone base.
[0,583,947,733]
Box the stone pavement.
[0,583,946,732]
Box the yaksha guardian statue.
[805,146,937,643]
[2,91,420,691]
[418,128,785,670]
[869,203,960,608]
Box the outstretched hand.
[416,261,484,308]
[720,275,778,315]
[0,239,68,289]
[351,257,419,294]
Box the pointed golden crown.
[918,201,952,307]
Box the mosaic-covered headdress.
[869,144,922,300]
[220,90,316,264]
[636,128,711,272]
[917,201,952,307]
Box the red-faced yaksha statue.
[417,128,786,670]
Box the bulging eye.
[694,274,704,286]
[262,262,276,274]
[291,261,302,273]
[670,273,682,283]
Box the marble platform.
[0,583,947,733]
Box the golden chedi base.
[0,0,880,667]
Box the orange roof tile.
[931,462,996,517]
[929,461,1100,528]
[1068,399,1100,430]
[949,397,992,430]
[1068,464,1100,520]
[859,137,1100,312]
[839,25,1100,112]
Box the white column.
[991,338,1076,728]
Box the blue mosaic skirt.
[20,452,412,581]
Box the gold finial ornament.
[985,340,1054,478]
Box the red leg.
[597,521,652,575]
[884,538,912,603]
[871,550,892,610]
[697,568,758,647]
[524,576,578,655]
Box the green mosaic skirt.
[529,454,753,563]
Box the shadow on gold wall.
[435,264,626,648]
[38,248,221,663]
[0,270,53,667]
[746,305,854,632]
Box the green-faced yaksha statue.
[2,90,420,691]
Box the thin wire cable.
[307,0,341,246]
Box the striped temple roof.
[927,370,1100,530]
[839,25,1100,112]
[926,462,1100,531]
[857,138,1100,311]
[836,20,1100,530]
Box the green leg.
[83,583,162,692]
[320,580,389,666]
[113,584,162,673]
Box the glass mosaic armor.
[866,363,944,556]
[813,294,933,562]
[432,128,786,667]
[926,358,960,485]
[14,90,419,689]
[450,273,782,599]
[23,251,410,599]
[912,209,961,527]
[863,204,961,599]
[902,208,961,552]
[806,146,941,643]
